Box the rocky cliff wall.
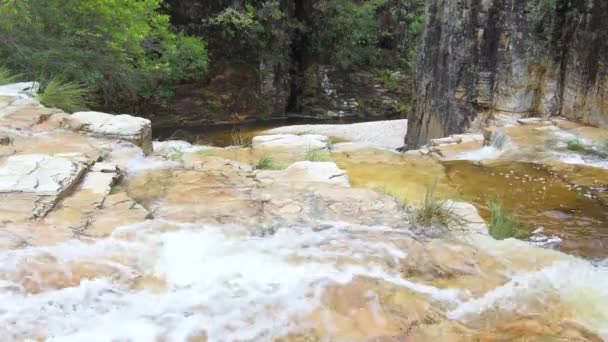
[406,0,608,148]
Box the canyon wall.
[406,0,608,148]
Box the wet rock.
[72,111,153,153]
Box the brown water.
[153,117,362,147]
[333,151,608,259]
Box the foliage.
[488,201,521,240]
[36,78,92,113]
[411,182,463,228]
[304,148,329,162]
[312,0,387,69]
[0,66,19,85]
[0,0,208,112]
[566,138,585,151]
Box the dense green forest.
[0,0,424,121]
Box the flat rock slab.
[264,119,408,150]
[252,134,329,150]
[72,111,152,153]
[0,154,85,195]
[255,161,350,187]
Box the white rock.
[255,161,350,187]
[264,119,407,150]
[81,171,118,195]
[72,111,152,153]
[252,134,329,150]
[91,162,119,173]
[517,117,552,126]
[0,154,85,195]
[451,134,485,143]
[430,136,460,146]
[0,82,39,101]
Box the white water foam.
[448,258,608,338]
[0,220,460,341]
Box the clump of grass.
[166,147,183,161]
[255,155,275,170]
[304,147,329,162]
[230,128,251,147]
[37,78,92,113]
[0,67,20,85]
[411,183,463,228]
[488,200,521,240]
[566,138,585,151]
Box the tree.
[0,0,208,112]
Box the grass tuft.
[488,200,521,240]
[304,147,329,162]
[566,138,585,151]
[37,78,92,113]
[0,67,20,85]
[230,128,251,147]
[255,155,276,170]
[411,182,464,228]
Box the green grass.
[304,147,329,162]
[0,67,20,85]
[36,78,92,113]
[566,138,585,151]
[411,182,463,228]
[488,200,521,240]
[255,155,275,170]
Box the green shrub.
[488,201,520,240]
[411,183,463,228]
[566,138,585,151]
[0,66,19,85]
[0,0,208,112]
[36,78,92,113]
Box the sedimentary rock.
[252,134,329,150]
[407,0,608,148]
[72,111,153,153]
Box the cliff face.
[407,0,608,148]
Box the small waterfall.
[454,131,512,161]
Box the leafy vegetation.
[36,78,91,113]
[411,183,463,228]
[488,201,521,240]
[0,0,208,112]
[230,129,251,147]
[0,66,19,85]
[567,138,585,151]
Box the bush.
[0,0,208,112]
[0,66,19,85]
[36,78,91,113]
[488,201,521,240]
[411,183,463,228]
[566,138,585,151]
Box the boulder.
[72,111,152,153]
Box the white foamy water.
[453,132,512,161]
[448,258,608,338]
[0,220,459,341]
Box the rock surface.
[72,111,153,153]
[265,119,408,150]
[407,0,608,148]
[252,134,329,150]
